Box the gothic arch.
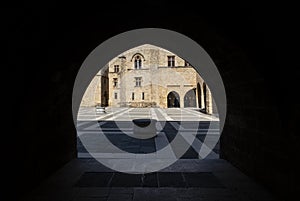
[130,53,146,61]
[184,89,196,107]
[167,91,180,108]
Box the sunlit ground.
[77,107,220,161]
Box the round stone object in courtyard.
[132,118,157,139]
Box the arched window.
[134,56,142,69]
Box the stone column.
[195,88,199,108]
[180,92,184,108]
[206,88,213,114]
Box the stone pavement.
[22,108,277,201]
[22,108,275,201]
[77,107,219,121]
[77,107,220,160]
[23,159,277,201]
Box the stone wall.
[80,75,101,107]
[105,44,213,110]
[80,66,109,107]
[80,45,214,112]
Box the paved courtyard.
[77,107,220,160]
[22,108,276,201]
[77,107,219,122]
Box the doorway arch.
[167,91,180,108]
[184,89,196,107]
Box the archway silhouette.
[184,89,196,107]
[167,91,180,108]
[73,29,225,173]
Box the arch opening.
[73,29,226,173]
[167,91,180,108]
[184,89,196,108]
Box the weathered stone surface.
[81,45,215,114]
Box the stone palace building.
[81,44,216,114]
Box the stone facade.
[81,44,215,114]
[80,66,109,107]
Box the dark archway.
[197,83,201,108]
[184,89,196,107]
[167,91,180,108]
[12,10,294,201]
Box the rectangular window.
[132,92,135,100]
[135,77,142,87]
[114,92,117,99]
[168,56,175,67]
[184,60,190,66]
[114,65,120,73]
[142,92,144,100]
[113,78,118,87]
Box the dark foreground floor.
[23,159,277,201]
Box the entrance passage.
[184,89,196,107]
[167,91,180,108]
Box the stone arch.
[134,55,142,69]
[167,91,180,108]
[73,29,226,128]
[73,29,227,170]
[184,89,196,107]
[130,53,146,61]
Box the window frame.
[134,56,142,69]
[167,56,175,67]
[114,65,120,73]
[135,77,142,87]
[113,78,118,87]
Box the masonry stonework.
[81,44,215,114]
